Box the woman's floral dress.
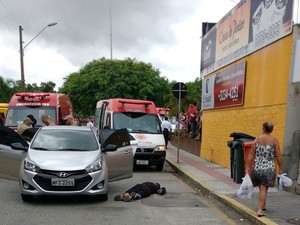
[251,143,276,187]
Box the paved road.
[0,163,251,225]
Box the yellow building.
[200,0,300,189]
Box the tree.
[0,75,58,102]
[26,83,40,92]
[0,76,19,102]
[40,81,56,92]
[161,78,202,118]
[59,58,170,117]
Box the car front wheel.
[99,193,108,201]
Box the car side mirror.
[102,144,117,152]
[11,142,28,151]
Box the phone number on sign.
[217,86,239,101]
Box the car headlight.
[85,160,102,173]
[24,158,40,172]
[154,145,166,151]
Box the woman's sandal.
[258,214,265,217]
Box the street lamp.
[19,22,58,92]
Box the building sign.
[202,74,216,109]
[216,0,251,62]
[201,0,293,77]
[202,61,246,110]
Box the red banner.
[214,61,246,108]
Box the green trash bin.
[232,140,244,183]
[232,138,254,183]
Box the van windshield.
[113,112,162,134]
[5,106,56,127]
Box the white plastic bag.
[237,173,253,199]
[277,173,292,190]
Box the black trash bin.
[230,132,255,140]
[228,133,255,184]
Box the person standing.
[161,117,172,149]
[26,114,37,127]
[17,117,33,135]
[246,121,283,217]
[64,115,75,125]
[187,102,197,137]
[86,118,94,127]
[41,115,55,126]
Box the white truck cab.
[94,98,166,171]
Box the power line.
[0,0,20,25]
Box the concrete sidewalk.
[165,145,300,225]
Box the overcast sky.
[0,0,238,90]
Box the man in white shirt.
[86,118,94,128]
[161,117,172,149]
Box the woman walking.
[246,121,283,217]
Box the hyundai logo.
[58,172,69,177]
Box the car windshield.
[113,112,161,134]
[31,129,99,151]
[5,106,56,127]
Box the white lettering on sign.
[125,108,145,113]
[217,86,239,102]
[16,102,50,106]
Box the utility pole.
[19,26,25,92]
[19,23,57,92]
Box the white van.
[94,98,166,171]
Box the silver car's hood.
[28,149,101,171]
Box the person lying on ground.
[114,182,166,202]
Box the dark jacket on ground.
[126,182,161,199]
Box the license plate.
[136,160,149,165]
[51,178,75,186]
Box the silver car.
[0,126,133,202]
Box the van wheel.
[21,194,34,202]
[156,163,164,171]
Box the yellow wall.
[200,35,293,168]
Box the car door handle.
[124,150,131,154]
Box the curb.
[165,158,278,225]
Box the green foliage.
[0,77,19,102]
[59,58,171,117]
[1,58,202,117]
[40,81,56,92]
[158,78,202,118]
[0,76,56,102]
[26,81,56,92]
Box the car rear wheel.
[21,194,34,202]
